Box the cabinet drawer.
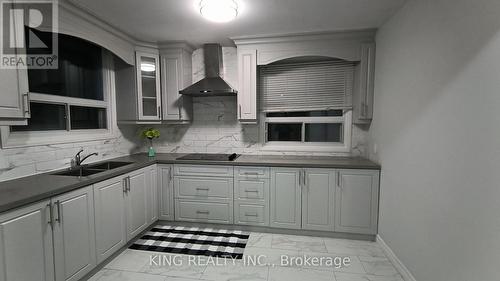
[175,200,232,224]
[234,178,269,200]
[235,203,268,226]
[174,177,233,199]
[235,166,270,179]
[174,165,233,177]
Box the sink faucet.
[73,149,99,167]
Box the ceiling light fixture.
[199,0,238,23]
[140,63,156,72]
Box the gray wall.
[369,0,500,280]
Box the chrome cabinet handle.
[196,187,209,191]
[245,212,259,217]
[299,170,302,187]
[23,93,31,117]
[54,201,61,223]
[178,106,182,120]
[238,104,242,119]
[123,178,127,193]
[303,170,307,187]
[244,189,259,193]
[47,203,53,225]
[127,177,131,192]
[169,167,173,182]
[158,106,161,119]
[337,171,341,188]
[196,210,210,214]
[243,172,259,176]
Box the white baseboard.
[376,235,417,281]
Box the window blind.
[259,60,355,112]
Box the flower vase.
[148,139,155,157]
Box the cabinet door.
[126,169,149,240]
[93,177,127,263]
[161,51,192,122]
[0,200,54,281]
[270,168,301,229]
[0,4,29,125]
[237,49,257,122]
[147,165,159,223]
[354,43,375,124]
[335,170,379,234]
[158,165,174,220]
[136,52,161,121]
[302,169,335,231]
[52,186,96,281]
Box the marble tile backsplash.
[0,127,142,182]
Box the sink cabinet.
[0,200,54,281]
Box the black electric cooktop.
[175,153,240,161]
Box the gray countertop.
[0,153,380,214]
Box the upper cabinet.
[0,2,29,126]
[237,49,258,123]
[232,30,376,124]
[160,44,193,123]
[136,52,162,121]
[353,43,376,124]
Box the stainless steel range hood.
[180,44,237,97]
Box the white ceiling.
[70,0,407,46]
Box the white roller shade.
[259,60,355,112]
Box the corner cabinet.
[116,50,162,123]
[237,49,258,123]
[160,45,193,123]
[135,52,162,121]
[335,170,379,234]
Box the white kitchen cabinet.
[160,45,193,123]
[237,49,257,123]
[146,165,159,223]
[301,169,336,231]
[0,200,54,281]
[335,170,379,234]
[136,52,162,121]
[270,168,302,229]
[158,165,174,220]
[125,168,149,240]
[52,186,96,281]
[0,3,29,126]
[353,43,376,124]
[234,166,270,227]
[93,176,127,263]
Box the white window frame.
[260,110,352,153]
[0,51,118,148]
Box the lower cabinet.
[94,165,157,263]
[301,169,336,231]
[52,186,96,281]
[0,200,54,281]
[93,176,127,263]
[125,168,149,240]
[158,165,174,220]
[234,167,270,227]
[173,165,234,224]
[270,168,302,229]
[270,167,380,234]
[335,170,379,235]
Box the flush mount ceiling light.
[199,0,238,23]
[141,63,156,72]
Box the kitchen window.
[261,109,352,152]
[1,30,115,147]
[259,58,355,152]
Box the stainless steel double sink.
[52,161,133,177]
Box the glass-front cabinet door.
[136,52,161,120]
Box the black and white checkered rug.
[129,225,250,259]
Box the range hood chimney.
[180,44,237,97]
